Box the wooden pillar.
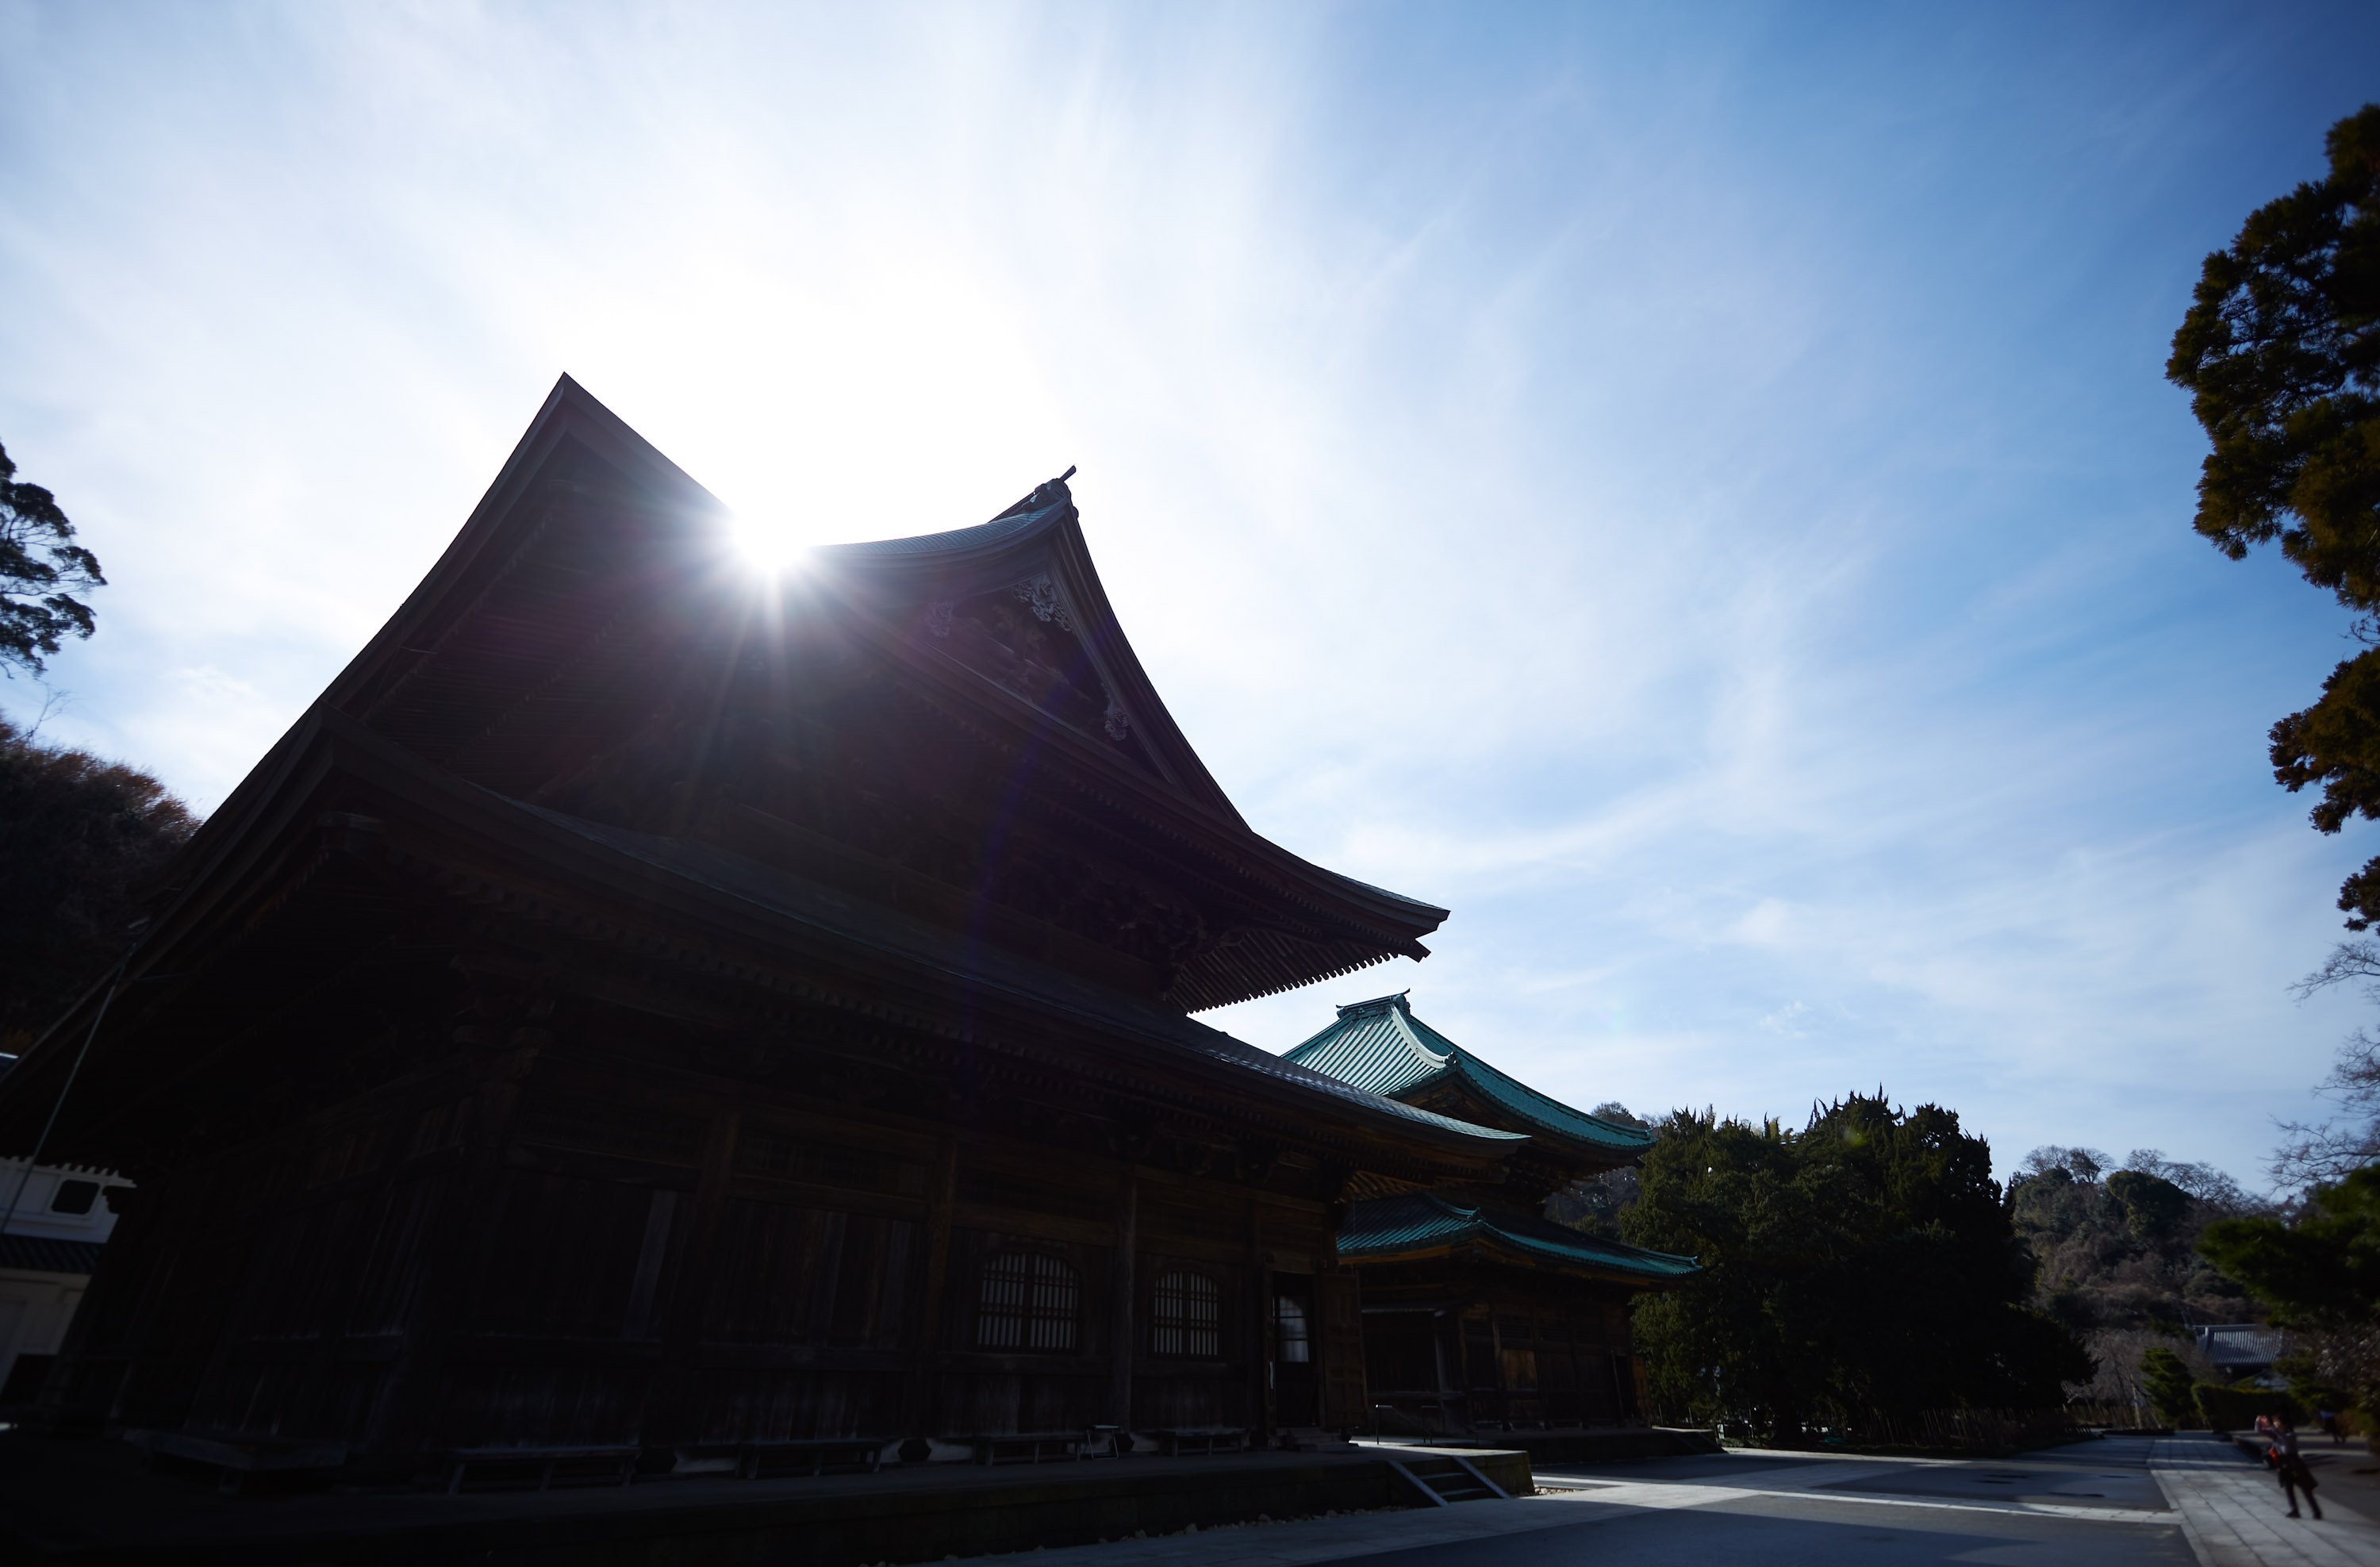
[900,1135,958,1458]
[1248,1196,1272,1446]
[1106,1163,1138,1435]
[1431,1310,1454,1437]
[648,1101,739,1448]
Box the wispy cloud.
[2,0,2374,1185]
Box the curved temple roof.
[171,377,1449,1016]
[484,778,1528,1158]
[1337,1192,1699,1285]
[1284,993,1656,1161]
[801,470,1453,1008]
[0,380,1524,1179]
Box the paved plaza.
[970,1434,2379,1567]
[2147,1434,2380,1567]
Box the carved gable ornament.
[922,574,1145,759]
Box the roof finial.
[1027,467,1077,509]
[988,467,1079,522]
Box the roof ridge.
[1387,1005,1452,1070]
[1396,1007,1464,1060]
[810,468,1078,560]
[1295,994,1655,1157]
[810,494,1069,560]
[1335,1192,1699,1281]
[1422,1190,1479,1223]
[1445,1048,1655,1148]
[1492,1203,1699,1267]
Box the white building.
[1,1159,133,1407]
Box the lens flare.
[730,515,809,575]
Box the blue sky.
[3,2,2375,1188]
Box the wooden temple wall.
[42,1001,1346,1460]
[1355,1266,1642,1433]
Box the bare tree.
[2283,941,2380,1187]
[2017,1145,2113,1184]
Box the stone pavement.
[2149,1434,2380,1567]
[959,1449,2181,1567]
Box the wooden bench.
[1154,1427,1248,1458]
[439,1445,641,1494]
[735,1437,890,1479]
[125,1430,348,1496]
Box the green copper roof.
[1337,1192,1699,1283]
[1282,993,1656,1160]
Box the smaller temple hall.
[1284,993,1696,1437]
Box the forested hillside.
[1553,1120,2272,1412]
[2012,1146,2264,1327]
[2010,1146,2274,1405]
[0,718,194,1055]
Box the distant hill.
[2009,1145,2268,1331]
[2006,1146,2274,1404]
[1553,1124,2274,1405]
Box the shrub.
[2193,1382,2301,1432]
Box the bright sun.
[730,515,809,575]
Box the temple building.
[1283,993,1695,1436]
[0,1159,133,1409]
[0,378,1551,1479]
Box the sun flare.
[729,515,810,575]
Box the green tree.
[2140,1346,2198,1426]
[2274,1346,2353,1417]
[2168,106,2380,926]
[0,442,105,678]
[2199,1169,2380,1426]
[1624,1094,2090,1441]
[0,719,194,1052]
[2106,1169,2193,1242]
[2200,1169,2380,1328]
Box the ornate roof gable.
[810,471,1235,818]
[1284,992,1656,1163]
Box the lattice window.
[1151,1271,1221,1358]
[976,1251,1081,1352]
[1274,1292,1311,1364]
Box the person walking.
[2274,1426,2324,1520]
[2320,1408,2343,1446]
